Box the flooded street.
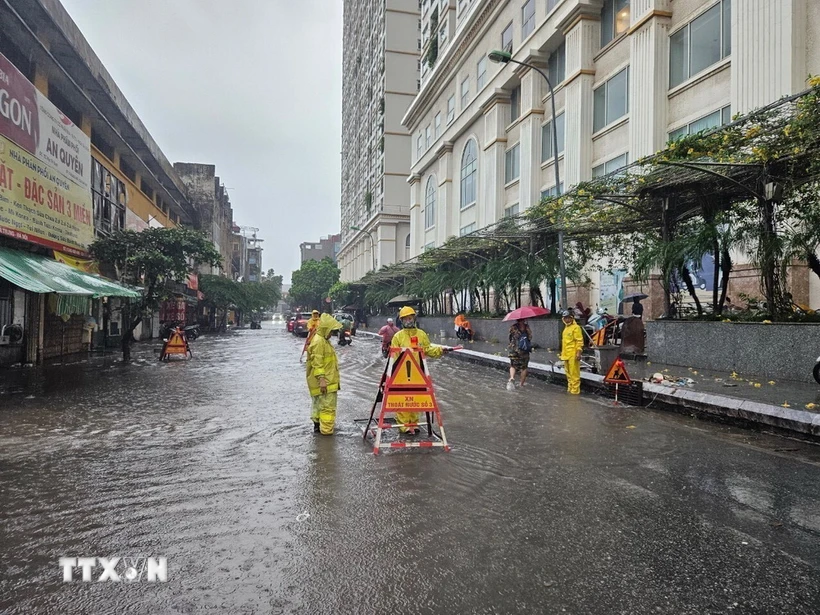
[2,322,820,614]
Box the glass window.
[461,77,470,109]
[435,112,442,138]
[510,86,521,122]
[547,0,559,12]
[460,140,478,209]
[417,134,423,158]
[522,0,535,38]
[668,105,731,141]
[669,0,731,88]
[447,95,456,123]
[502,23,513,53]
[477,57,487,89]
[547,42,566,88]
[505,143,520,183]
[541,112,565,162]
[592,153,628,177]
[425,124,431,148]
[425,176,436,229]
[460,222,477,236]
[601,0,630,47]
[540,183,564,199]
[440,23,447,44]
[424,241,435,252]
[504,203,520,217]
[593,68,629,132]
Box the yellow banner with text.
[0,135,94,256]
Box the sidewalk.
[359,331,820,439]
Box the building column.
[732,0,807,115]
[629,0,672,159]
[408,174,421,257]
[377,223,396,269]
[562,13,599,186]
[436,143,453,243]
[481,91,511,227]
[516,57,547,212]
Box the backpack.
[517,334,532,353]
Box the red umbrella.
[502,306,550,322]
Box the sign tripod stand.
[359,347,450,454]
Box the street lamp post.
[488,50,568,311]
[349,225,376,272]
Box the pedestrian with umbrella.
[619,293,648,318]
[503,306,549,390]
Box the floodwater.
[1,322,819,614]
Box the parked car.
[286,315,297,333]
[293,312,314,337]
[332,312,356,336]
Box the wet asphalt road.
[1,322,819,614]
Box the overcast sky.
[60,0,343,283]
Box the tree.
[290,258,340,310]
[90,227,222,362]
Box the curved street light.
[488,49,568,311]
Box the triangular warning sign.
[388,350,428,386]
[159,329,191,360]
[604,357,631,385]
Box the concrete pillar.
[377,223,397,269]
[629,0,672,159]
[732,0,807,115]
[562,14,599,186]
[481,91,510,226]
[436,143,454,242]
[516,58,547,212]
[408,174,421,257]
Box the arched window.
[424,176,436,229]
[460,139,478,210]
[405,233,411,260]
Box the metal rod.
[504,57,568,310]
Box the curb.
[359,331,820,440]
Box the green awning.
[0,246,141,298]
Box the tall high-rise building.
[338,0,420,282]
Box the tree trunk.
[712,238,720,315]
[758,196,782,316]
[718,245,732,316]
[549,279,557,314]
[661,199,673,318]
[680,264,703,316]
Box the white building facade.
[338,0,420,282]
[404,0,820,311]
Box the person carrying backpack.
[508,319,533,389]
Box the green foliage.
[90,228,222,357]
[200,271,282,316]
[290,258,340,310]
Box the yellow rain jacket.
[559,321,584,361]
[391,325,443,433]
[306,314,321,332]
[306,314,342,397]
[391,326,444,358]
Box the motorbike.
[814,356,820,385]
[338,328,352,346]
[381,339,391,358]
[161,322,199,341]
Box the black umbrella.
[387,294,422,307]
[621,292,648,303]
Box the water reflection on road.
[1,322,819,614]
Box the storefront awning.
[0,246,141,298]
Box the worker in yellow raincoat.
[306,309,321,334]
[559,310,584,395]
[306,313,343,435]
[390,306,453,434]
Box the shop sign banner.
[0,52,91,191]
[0,135,94,255]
